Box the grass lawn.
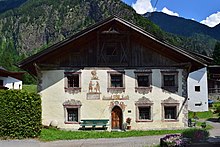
[22,85,37,93]
[188,110,213,119]
[40,128,185,141]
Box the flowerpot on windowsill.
[127,125,131,130]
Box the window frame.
[64,72,81,93]
[161,97,179,122]
[63,100,82,124]
[134,71,152,93]
[135,97,153,122]
[107,71,125,92]
[161,70,178,92]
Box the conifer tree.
[213,42,220,64]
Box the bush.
[0,90,41,138]
[182,128,209,142]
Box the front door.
[111,106,122,129]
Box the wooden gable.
[18,16,208,76]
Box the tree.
[213,42,220,64]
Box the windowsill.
[107,87,125,92]
[65,87,81,92]
[135,87,152,93]
[136,120,153,122]
[64,121,80,124]
[163,119,179,122]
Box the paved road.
[0,135,164,147]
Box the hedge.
[0,90,41,138]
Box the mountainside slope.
[146,12,220,40]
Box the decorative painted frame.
[161,70,179,93]
[63,99,82,124]
[107,71,125,93]
[134,70,152,94]
[64,71,82,93]
[161,97,179,122]
[135,97,153,122]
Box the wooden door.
[111,106,122,129]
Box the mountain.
[0,0,27,13]
[0,0,217,73]
[145,12,220,40]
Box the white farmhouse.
[18,16,210,130]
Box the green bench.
[80,119,109,130]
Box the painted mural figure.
[94,81,100,93]
[89,81,93,92]
[91,70,99,80]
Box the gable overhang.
[17,16,208,76]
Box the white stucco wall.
[40,68,187,130]
[187,67,208,112]
[0,76,22,90]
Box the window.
[135,71,152,93]
[67,74,79,88]
[164,75,175,87]
[164,106,176,119]
[138,107,151,120]
[135,97,153,122]
[67,108,78,122]
[161,71,178,92]
[64,72,81,93]
[111,74,123,87]
[63,99,82,124]
[137,75,149,87]
[195,86,200,92]
[107,71,125,92]
[0,80,3,86]
[161,97,179,121]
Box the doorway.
[111,106,123,129]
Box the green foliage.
[0,90,41,138]
[40,128,184,141]
[213,42,220,64]
[188,111,213,119]
[22,85,37,93]
[182,128,209,142]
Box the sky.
[122,0,220,27]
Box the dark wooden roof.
[0,68,24,80]
[17,15,209,76]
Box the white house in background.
[187,67,208,112]
[0,67,24,90]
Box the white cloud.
[200,12,220,27]
[132,0,155,14]
[161,7,179,17]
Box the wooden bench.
[80,119,109,130]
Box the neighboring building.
[18,16,209,130]
[0,67,23,90]
[187,67,208,112]
[208,65,220,100]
